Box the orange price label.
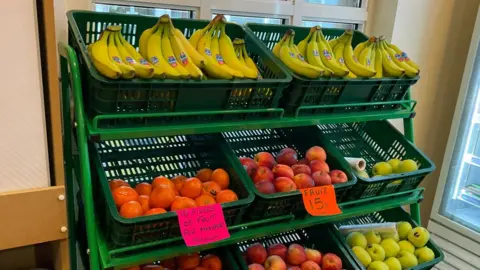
[300,185,342,216]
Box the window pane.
[304,0,361,7]
[93,3,195,18]
[302,20,357,29]
[213,14,283,25]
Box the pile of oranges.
[110,168,239,218]
[122,252,222,270]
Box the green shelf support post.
[59,42,101,270]
[403,90,422,225]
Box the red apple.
[291,164,311,175]
[274,177,297,192]
[292,174,315,189]
[273,164,295,179]
[247,243,268,264]
[264,255,287,270]
[249,264,265,270]
[252,166,274,184]
[256,180,276,194]
[254,152,276,169]
[287,266,301,270]
[268,243,288,260]
[286,244,307,266]
[321,253,342,270]
[305,146,327,162]
[297,159,309,165]
[305,248,322,264]
[276,150,298,166]
[329,170,347,184]
[309,160,330,173]
[300,261,321,270]
[311,171,331,186]
[240,157,258,176]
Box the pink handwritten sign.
[177,204,230,247]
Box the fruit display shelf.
[59,30,429,270]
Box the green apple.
[408,227,430,247]
[387,158,402,173]
[381,238,400,258]
[367,261,388,270]
[383,232,399,242]
[372,162,393,176]
[384,257,402,270]
[398,240,415,254]
[356,170,370,179]
[397,159,418,173]
[396,250,418,268]
[366,244,385,262]
[397,221,413,240]
[347,232,368,248]
[352,246,371,267]
[364,230,382,245]
[415,246,435,263]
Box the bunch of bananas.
[233,38,262,79]
[88,25,155,79]
[331,32,420,78]
[187,15,259,80]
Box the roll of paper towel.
[345,157,366,171]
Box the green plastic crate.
[222,126,357,220]
[332,207,444,270]
[67,11,291,127]
[231,225,358,269]
[91,134,254,248]
[244,23,419,117]
[317,121,435,200]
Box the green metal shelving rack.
[59,40,426,269]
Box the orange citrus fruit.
[172,175,187,191]
[177,253,201,269]
[216,189,238,204]
[144,208,167,216]
[152,176,175,190]
[196,168,213,182]
[195,194,216,206]
[179,177,202,199]
[211,169,230,189]
[134,182,152,196]
[109,179,129,191]
[149,186,176,209]
[112,186,139,208]
[161,258,176,269]
[171,197,197,211]
[200,254,222,270]
[202,181,222,197]
[119,201,143,218]
[138,195,150,213]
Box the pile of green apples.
[356,159,419,179]
[346,222,435,270]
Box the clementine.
[177,253,200,269]
[160,258,176,269]
[119,201,143,218]
[152,176,175,190]
[138,195,150,213]
[171,197,197,211]
[196,168,213,182]
[211,169,230,189]
[172,175,187,191]
[200,254,222,270]
[112,186,139,208]
[144,208,167,216]
[149,186,176,209]
[142,265,164,270]
[193,267,209,270]
[179,177,202,199]
[202,181,222,197]
[195,194,216,206]
[109,179,129,191]
[134,182,152,196]
[216,189,238,204]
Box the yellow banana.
[107,30,135,79]
[381,40,418,77]
[160,18,191,79]
[197,26,234,79]
[218,23,256,79]
[379,40,404,77]
[279,33,323,79]
[117,32,157,79]
[114,32,154,79]
[353,36,376,60]
[242,45,262,79]
[174,28,206,68]
[297,27,314,57]
[333,41,356,79]
[147,24,180,79]
[316,28,349,77]
[89,31,122,79]
[329,30,351,51]
[373,41,383,78]
[358,41,374,69]
[387,43,420,71]
[168,26,203,80]
[189,15,221,48]
[273,32,289,57]
[211,24,244,79]
[139,19,161,59]
[344,35,376,78]
[235,45,247,65]
[306,31,330,77]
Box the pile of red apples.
[239,146,348,194]
[246,242,343,270]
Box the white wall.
[0,1,50,192]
